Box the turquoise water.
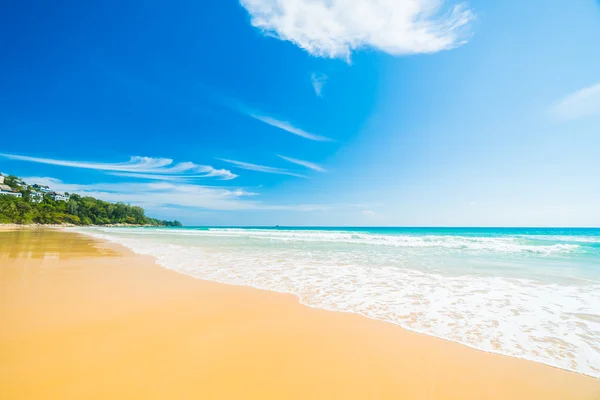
[77,226,600,377]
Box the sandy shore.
[1,229,599,399]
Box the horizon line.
[144,225,600,229]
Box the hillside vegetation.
[0,175,181,226]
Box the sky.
[1,0,600,226]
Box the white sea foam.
[76,227,600,378]
[130,228,581,255]
[518,234,600,244]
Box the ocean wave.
[197,229,581,254]
[76,227,600,378]
[516,234,600,244]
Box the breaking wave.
[75,227,600,378]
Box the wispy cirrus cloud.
[22,176,260,211]
[240,0,474,60]
[277,155,326,172]
[108,168,236,181]
[0,153,238,181]
[218,158,307,178]
[551,83,600,121]
[310,72,327,97]
[21,176,332,212]
[211,90,333,141]
[244,111,332,141]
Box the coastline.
[0,223,165,231]
[0,223,73,230]
[77,225,600,379]
[1,229,599,399]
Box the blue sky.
[1,0,600,226]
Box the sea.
[75,226,600,377]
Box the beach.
[1,228,599,399]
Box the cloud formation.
[22,176,331,212]
[310,72,327,97]
[213,92,332,141]
[0,153,237,181]
[245,111,332,141]
[219,158,307,178]
[240,0,474,60]
[551,83,600,121]
[22,177,261,211]
[277,155,326,172]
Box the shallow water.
[76,226,600,377]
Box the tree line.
[0,176,182,226]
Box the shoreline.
[1,228,599,399]
[76,226,600,379]
[96,232,597,378]
[0,223,168,231]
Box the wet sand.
[1,228,599,399]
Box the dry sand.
[1,228,599,399]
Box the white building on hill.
[47,192,69,202]
[32,184,50,193]
[0,184,22,198]
[30,191,43,203]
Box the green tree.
[0,174,182,226]
[4,175,19,188]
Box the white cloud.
[245,112,332,141]
[0,153,237,180]
[21,177,256,211]
[21,176,331,213]
[277,154,326,172]
[362,210,377,217]
[551,83,600,121]
[214,93,332,141]
[219,158,307,178]
[240,0,474,60]
[310,72,327,97]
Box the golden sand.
[1,229,599,399]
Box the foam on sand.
[77,227,600,378]
[4,229,600,399]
